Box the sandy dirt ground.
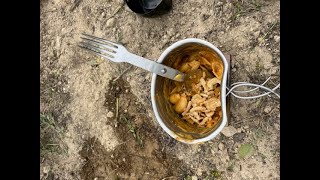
[40,0,280,179]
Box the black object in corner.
[124,0,172,17]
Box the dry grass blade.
[40,113,68,156]
[120,115,143,147]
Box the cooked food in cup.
[166,50,224,129]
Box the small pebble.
[196,169,202,176]
[107,111,114,118]
[145,74,151,81]
[221,126,238,137]
[101,12,105,18]
[106,18,116,27]
[264,106,272,113]
[217,2,223,6]
[253,31,260,38]
[274,35,280,43]
[211,149,215,155]
[218,143,225,150]
[191,176,198,180]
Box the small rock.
[233,133,246,142]
[221,126,238,137]
[218,143,225,150]
[125,89,129,93]
[163,35,169,42]
[217,2,223,6]
[274,123,280,130]
[94,178,98,180]
[56,36,61,48]
[107,111,114,118]
[145,74,151,81]
[253,31,260,38]
[123,158,126,162]
[167,28,175,37]
[196,168,202,176]
[264,106,272,113]
[106,18,116,27]
[43,166,50,174]
[191,176,198,180]
[211,149,215,155]
[274,35,280,43]
[231,68,237,72]
[111,154,114,158]
[101,12,105,18]
[237,128,242,133]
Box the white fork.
[79,33,186,82]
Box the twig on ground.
[106,2,124,20]
[116,97,119,120]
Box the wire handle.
[226,76,280,99]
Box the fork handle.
[124,53,185,82]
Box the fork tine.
[80,37,118,52]
[79,42,115,59]
[81,33,119,47]
[79,45,115,61]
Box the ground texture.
[40,0,280,179]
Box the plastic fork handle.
[124,53,185,82]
